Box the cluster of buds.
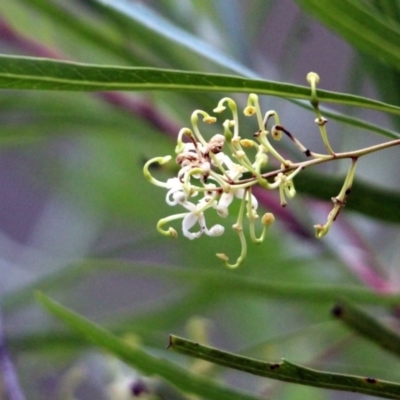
[144,73,358,268]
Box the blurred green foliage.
[1,1,400,399]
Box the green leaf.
[296,0,400,71]
[85,0,256,75]
[36,292,260,400]
[169,334,400,399]
[300,102,400,139]
[1,55,400,117]
[332,299,400,359]
[6,261,400,315]
[17,0,144,64]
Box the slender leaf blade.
[87,0,258,76]
[36,293,259,400]
[296,0,400,70]
[1,55,400,116]
[332,299,400,359]
[6,261,400,316]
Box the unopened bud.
[262,212,275,227]
[307,72,320,85]
[240,139,254,148]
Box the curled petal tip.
[208,224,225,237]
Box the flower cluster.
[144,73,357,268]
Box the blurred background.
[1,1,400,399]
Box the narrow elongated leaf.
[1,55,400,116]
[86,0,258,76]
[296,0,400,71]
[6,261,400,315]
[169,335,400,399]
[311,106,400,139]
[14,0,143,65]
[332,299,400,359]
[36,293,259,400]
[20,1,400,140]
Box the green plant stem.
[294,170,400,223]
[256,138,400,183]
[296,0,400,71]
[169,335,400,399]
[332,299,400,358]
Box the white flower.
[165,178,187,206]
[213,153,246,181]
[179,196,224,239]
[182,210,224,240]
[144,93,289,268]
[216,187,258,218]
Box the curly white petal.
[206,224,225,237]
[217,192,234,217]
[182,212,203,240]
